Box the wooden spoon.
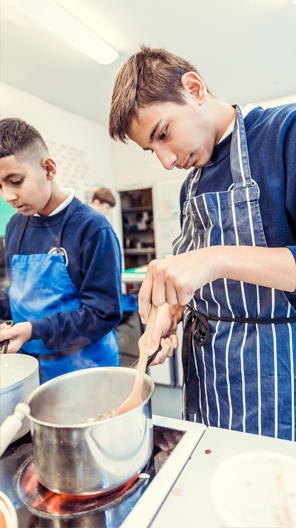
[116,304,158,416]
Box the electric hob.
[0,415,206,528]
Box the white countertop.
[150,426,296,528]
[122,265,148,284]
[122,272,146,283]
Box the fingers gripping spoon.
[116,305,158,416]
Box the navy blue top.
[0,197,122,350]
[180,104,296,306]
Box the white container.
[0,491,18,528]
[0,354,39,443]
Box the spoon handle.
[134,304,158,389]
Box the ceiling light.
[10,0,119,64]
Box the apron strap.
[186,168,202,201]
[54,197,80,247]
[21,343,83,360]
[15,216,29,254]
[186,304,296,348]
[182,313,200,418]
[230,105,253,189]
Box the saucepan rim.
[27,366,155,428]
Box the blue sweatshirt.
[180,104,296,307]
[0,197,122,350]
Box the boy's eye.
[11,179,23,185]
[159,127,167,140]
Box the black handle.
[130,344,162,370]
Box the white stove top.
[121,415,206,528]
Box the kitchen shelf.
[124,248,155,255]
[124,227,154,233]
[120,188,155,270]
[122,206,153,213]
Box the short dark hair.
[109,45,212,143]
[0,118,48,161]
[92,188,116,207]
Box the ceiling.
[1,0,296,127]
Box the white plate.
[211,451,296,527]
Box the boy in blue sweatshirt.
[109,46,296,441]
[0,118,122,383]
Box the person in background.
[109,45,296,441]
[91,187,116,217]
[0,118,122,383]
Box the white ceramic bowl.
[0,354,39,443]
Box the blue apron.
[173,106,296,441]
[8,199,119,383]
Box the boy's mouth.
[183,155,193,170]
[15,204,27,212]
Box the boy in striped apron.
[109,46,296,441]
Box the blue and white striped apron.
[173,105,296,441]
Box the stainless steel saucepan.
[26,366,154,495]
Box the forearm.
[212,245,296,292]
[139,244,296,316]
[31,302,122,351]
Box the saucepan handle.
[0,403,30,457]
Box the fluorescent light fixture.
[11,0,119,64]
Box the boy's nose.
[155,146,177,170]
[1,188,18,203]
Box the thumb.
[138,331,161,356]
[0,328,11,341]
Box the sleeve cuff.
[287,246,296,262]
[30,319,53,344]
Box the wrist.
[202,246,225,282]
[166,303,184,329]
[26,322,32,341]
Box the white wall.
[255,93,296,109]
[0,82,114,200]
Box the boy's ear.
[41,158,56,180]
[181,72,207,105]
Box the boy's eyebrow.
[2,173,20,181]
[143,120,162,150]
[149,120,161,143]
